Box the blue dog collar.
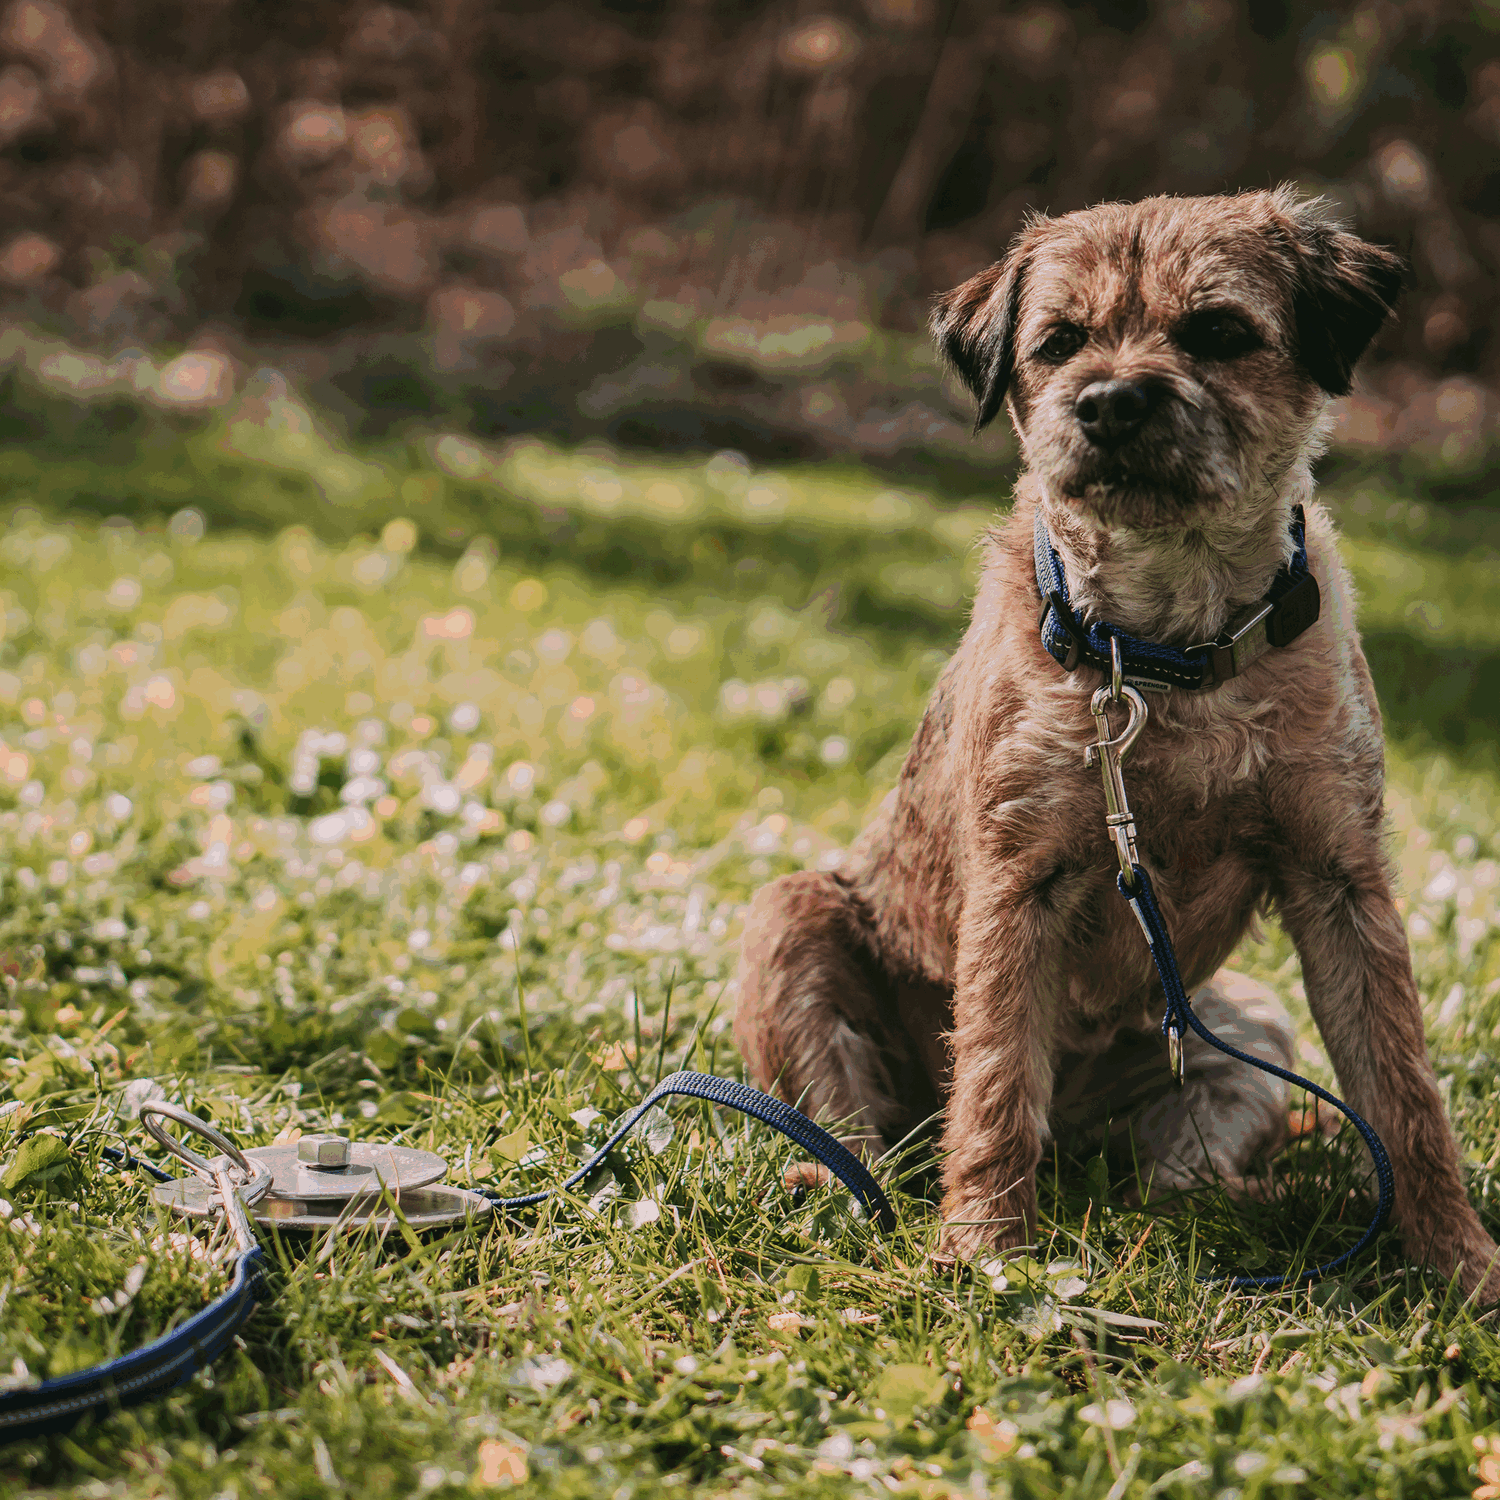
[1034,506,1320,692]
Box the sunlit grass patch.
[0,430,1495,1496]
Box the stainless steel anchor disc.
[246,1136,450,1200]
[152,1131,492,1232]
[253,1183,493,1232]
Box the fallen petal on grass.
[474,1440,528,1486]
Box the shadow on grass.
[1044,1115,1406,1293]
[0,457,974,659]
[1317,447,1500,532]
[1365,630,1500,763]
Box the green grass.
[0,400,1498,1498]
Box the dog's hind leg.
[733,871,934,1166]
[1051,970,1295,1195]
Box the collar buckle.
[1265,569,1321,648]
[1191,599,1275,685]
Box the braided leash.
[0,928,1387,1447]
[476,1069,894,1228]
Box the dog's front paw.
[932,1226,1029,1282]
[936,1221,994,1264]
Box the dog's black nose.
[1074,380,1151,447]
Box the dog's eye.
[1176,310,1262,360]
[1036,325,1086,362]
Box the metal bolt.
[297,1133,351,1169]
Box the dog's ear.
[931,252,1027,433]
[1282,199,1404,396]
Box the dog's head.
[932,188,1402,528]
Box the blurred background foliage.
[0,0,1495,482]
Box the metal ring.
[1109,634,1123,702]
[233,1157,275,1205]
[140,1101,257,1182]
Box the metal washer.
[151,1175,493,1232]
[255,1184,493,1232]
[147,1127,488,1233]
[239,1141,449,1201]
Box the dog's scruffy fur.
[734,186,1500,1299]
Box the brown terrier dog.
[733,187,1500,1299]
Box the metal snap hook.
[1085,683,1151,891]
[1086,682,1149,765]
[1110,634,1123,702]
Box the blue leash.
[477,1068,895,1229]
[0,1147,267,1444]
[1120,863,1394,1288]
[0,971,1388,1447]
[0,1078,889,1445]
[1048,532,1392,1290]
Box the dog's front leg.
[936,888,1059,1261]
[1278,841,1500,1301]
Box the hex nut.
[297,1133,351,1168]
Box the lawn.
[0,382,1498,1498]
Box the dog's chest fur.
[849,498,1352,1062]
[1049,718,1276,1053]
